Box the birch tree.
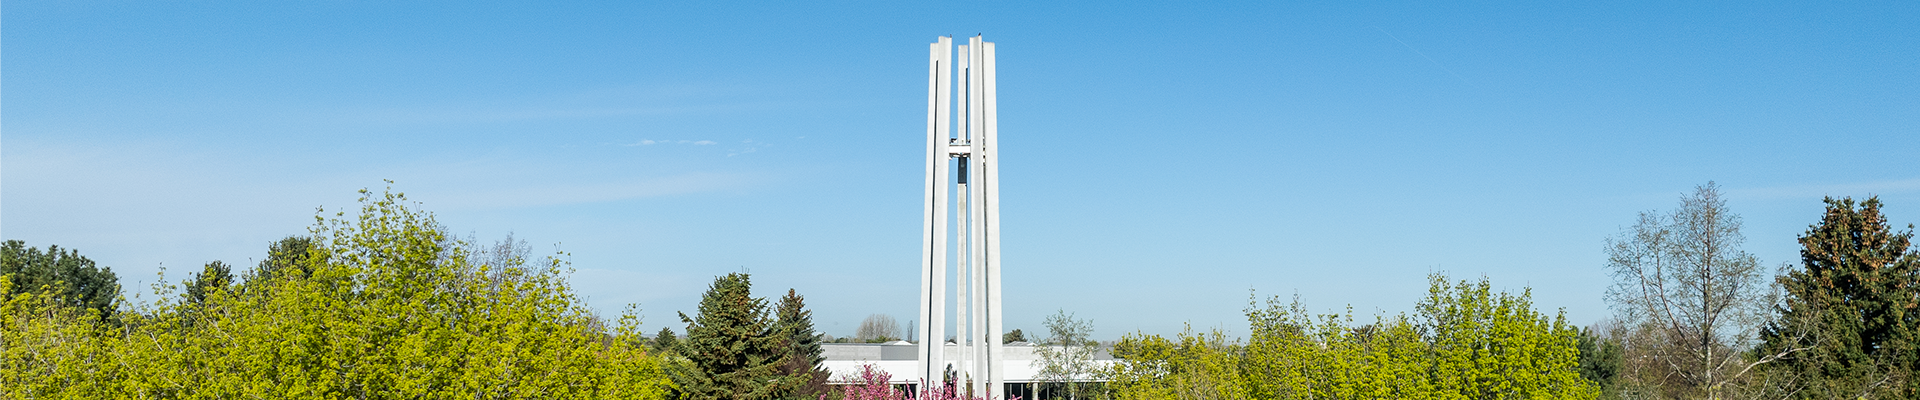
[1604,182,1782,399]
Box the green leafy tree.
[1109,274,1596,400]
[0,275,122,396]
[675,273,788,400]
[1240,296,1430,399]
[775,289,831,399]
[1417,276,1594,399]
[1,184,672,399]
[1235,276,1594,399]
[1106,326,1247,400]
[1035,309,1101,400]
[0,240,119,320]
[1760,197,1920,398]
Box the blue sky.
[5,1,1916,340]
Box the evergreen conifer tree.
[1576,327,1623,398]
[184,261,234,307]
[654,327,679,354]
[775,289,830,399]
[674,273,788,400]
[248,236,318,283]
[1762,197,1920,398]
[0,240,119,320]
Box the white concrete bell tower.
[916,35,1004,399]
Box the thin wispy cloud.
[727,139,775,157]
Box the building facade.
[822,341,1112,399]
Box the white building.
[821,341,1114,399]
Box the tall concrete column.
[918,35,1003,399]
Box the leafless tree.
[855,313,900,342]
[1604,182,1807,399]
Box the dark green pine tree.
[185,261,235,307]
[1002,328,1027,344]
[1761,197,1920,398]
[248,236,319,283]
[0,240,120,320]
[1575,327,1623,399]
[774,289,830,400]
[653,327,680,355]
[674,273,789,400]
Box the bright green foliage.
[0,275,123,397]
[1414,276,1593,399]
[675,273,789,400]
[1241,300,1434,399]
[1108,274,1595,400]
[775,289,832,400]
[1761,197,1920,398]
[1036,310,1102,399]
[1,186,671,399]
[0,240,120,321]
[1107,326,1248,400]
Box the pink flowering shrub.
[830,364,1019,400]
[834,364,905,400]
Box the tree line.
[1090,183,1918,400]
[1589,184,1918,399]
[1101,274,1593,399]
[0,185,881,400]
[5,182,1914,399]
[2,187,676,398]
